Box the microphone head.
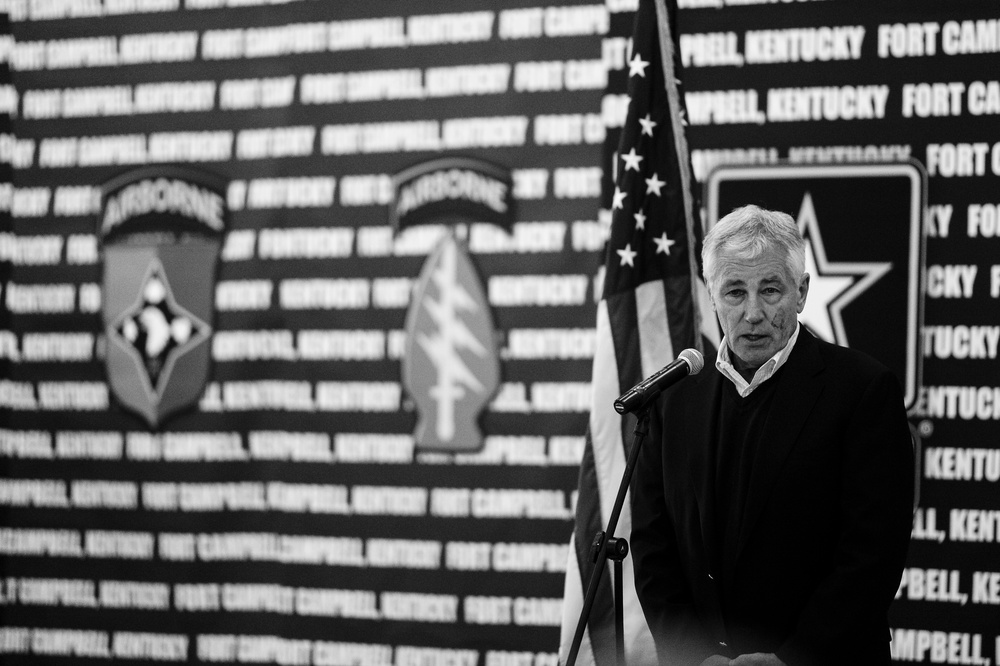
[678,348,704,375]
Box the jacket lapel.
[735,331,826,562]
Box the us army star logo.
[797,192,892,347]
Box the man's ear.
[796,273,810,313]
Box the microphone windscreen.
[678,348,704,375]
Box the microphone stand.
[565,405,651,666]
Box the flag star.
[645,172,666,197]
[612,187,627,210]
[638,114,657,137]
[653,232,676,255]
[634,210,647,231]
[617,243,637,267]
[628,52,650,78]
[621,147,643,172]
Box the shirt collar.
[716,322,800,397]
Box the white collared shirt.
[715,322,801,397]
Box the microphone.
[613,348,704,415]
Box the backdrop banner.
[0,2,997,665]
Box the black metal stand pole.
[564,408,651,666]
[611,540,628,666]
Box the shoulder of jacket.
[811,334,893,383]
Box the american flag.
[559,0,718,663]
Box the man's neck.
[730,354,759,383]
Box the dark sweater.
[713,371,782,599]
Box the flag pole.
[653,0,704,355]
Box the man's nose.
[744,295,765,323]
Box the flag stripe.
[606,289,642,396]
[573,438,617,664]
[591,301,628,530]
[619,520,656,660]
[562,300,627,665]
[591,299,656,664]
[663,274,696,354]
[561,533,598,664]
[636,281,674,378]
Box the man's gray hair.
[702,204,806,291]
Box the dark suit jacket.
[630,329,914,666]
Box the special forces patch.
[393,157,515,453]
[98,166,228,428]
[403,230,500,452]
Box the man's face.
[710,245,809,373]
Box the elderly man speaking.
[630,204,914,666]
